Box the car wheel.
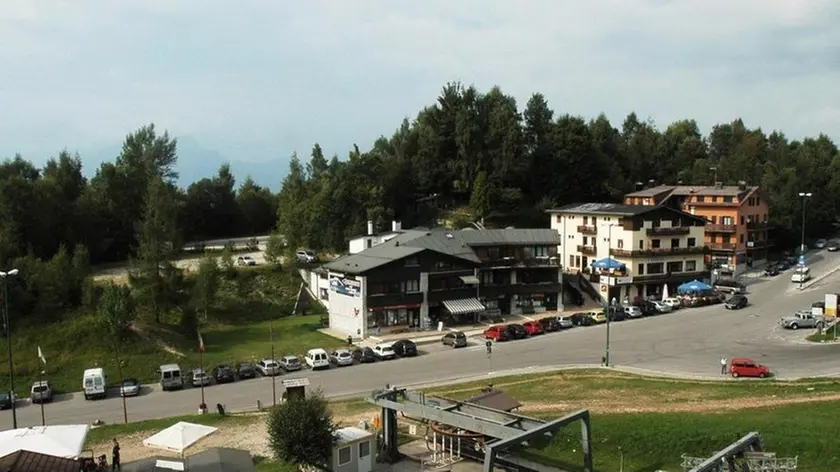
[732,372,739,378]
[791,323,799,330]
[759,373,766,379]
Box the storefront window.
[368,308,416,328]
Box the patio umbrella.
[591,258,623,270]
[143,422,218,457]
[677,279,713,294]
[662,283,669,300]
[0,425,90,459]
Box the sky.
[2,0,839,184]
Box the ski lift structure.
[680,432,798,472]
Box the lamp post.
[798,192,812,290]
[1,268,19,429]
[269,310,276,407]
[601,224,620,368]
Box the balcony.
[482,257,561,269]
[706,224,737,233]
[577,245,597,256]
[708,243,736,252]
[688,200,739,207]
[646,226,690,236]
[746,240,775,249]
[577,225,597,235]
[609,246,705,258]
[631,270,708,283]
[747,221,773,231]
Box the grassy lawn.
[0,267,342,395]
[807,326,839,342]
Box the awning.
[459,275,480,285]
[143,422,218,455]
[0,425,90,459]
[443,298,486,315]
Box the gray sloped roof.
[324,227,560,275]
[545,202,655,216]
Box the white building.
[547,203,709,302]
[348,220,404,254]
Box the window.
[367,240,372,248]
[724,196,733,203]
[592,217,597,225]
[338,446,351,466]
[569,254,575,268]
[405,258,419,267]
[556,215,562,223]
[637,264,645,275]
[575,255,581,267]
[763,213,767,222]
[617,239,624,249]
[583,216,588,225]
[686,260,697,271]
[582,236,588,246]
[740,216,745,225]
[651,239,661,249]
[671,238,680,248]
[638,240,644,250]
[687,237,696,247]
[401,279,420,293]
[369,284,387,295]
[648,263,664,274]
[360,440,370,458]
[721,216,732,225]
[667,261,683,273]
[434,261,451,270]
[533,246,548,257]
[643,198,651,205]
[739,234,744,243]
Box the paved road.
[5,252,840,430]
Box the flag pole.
[115,342,128,424]
[36,346,45,426]
[198,331,206,412]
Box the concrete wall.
[327,272,366,338]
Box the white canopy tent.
[0,424,90,459]
[143,422,218,456]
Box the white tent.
[143,422,218,455]
[0,424,90,459]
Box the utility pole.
[1,269,19,429]
[798,192,812,290]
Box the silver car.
[329,349,354,367]
[120,378,141,397]
[257,359,282,376]
[556,316,574,329]
[191,369,211,387]
[279,356,302,372]
[30,381,53,403]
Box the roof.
[122,448,256,472]
[626,184,759,200]
[623,185,675,197]
[466,390,522,412]
[0,425,90,459]
[0,450,80,472]
[325,227,558,275]
[546,203,657,216]
[336,427,374,444]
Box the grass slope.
[0,267,343,394]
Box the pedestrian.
[111,438,121,471]
[720,357,728,375]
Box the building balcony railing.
[747,221,773,231]
[631,270,707,283]
[481,257,560,268]
[577,225,597,235]
[687,200,739,207]
[646,226,690,236]
[708,243,736,251]
[609,246,705,258]
[706,224,737,233]
[746,240,775,249]
[577,245,597,256]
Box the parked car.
[623,306,643,319]
[828,241,840,252]
[212,365,236,384]
[730,357,771,379]
[556,316,574,329]
[0,391,14,410]
[713,280,747,294]
[522,321,544,335]
[352,347,377,363]
[662,298,682,310]
[652,301,672,313]
[587,312,607,324]
[305,348,331,370]
[484,325,510,341]
[442,331,468,348]
[815,239,827,249]
[724,295,749,310]
[779,311,824,330]
[295,250,317,264]
[777,260,792,270]
[606,309,626,322]
[119,378,141,397]
[373,342,397,360]
[764,265,780,276]
[257,359,282,376]
[504,324,529,339]
[791,266,812,284]
[236,255,257,266]
[236,362,257,379]
[30,381,53,403]
[329,349,355,366]
[191,369,211,387]
[391,339,418,357]
[537,317,561,332]
[569,313,593,327]
[279,355,302,372]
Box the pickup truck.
[779,311,825,330]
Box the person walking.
[720,357,728,375]
[111,438,121,471]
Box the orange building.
[624,181,772,274]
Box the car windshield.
[285,358,299,365]
[33,386,48,392]
[305,251,315,256]
[0,393,9,400]
[123,379,137,386]
[338,352,351,358]
[455,333,466,338]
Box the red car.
[522,321,544,335]
[729,357,771,379]
[484,325,510,341]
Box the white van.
[305,348,330,370]
[791,266,811,283]
[83,368,108,400]
[159,364,184,391]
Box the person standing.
[720,357,728,375]
[111,438,121,471]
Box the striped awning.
[443,298,486,315]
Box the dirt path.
[91,251,267,284]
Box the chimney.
[714,181,723,189]
[648,179,656,188]
[392,220,402,232]
[635,181,644,191]
[737,181,747,191]
[367,220,374,236]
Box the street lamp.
[600,224,620,368]
[1,268,19,429]
[798,192,812,290]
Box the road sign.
[799,255,806,265]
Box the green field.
[0,267,343,395]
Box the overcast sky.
[2,0,838,168]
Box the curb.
[801,263,840,290]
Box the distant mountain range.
[82,136,290,191]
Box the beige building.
[547,203,708,302]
